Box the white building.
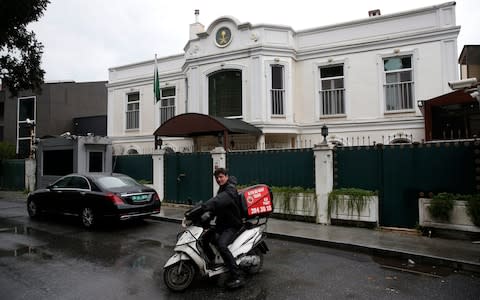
[107,2,460,154]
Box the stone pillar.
[25,158,36,192]
[152,149,166,201]
[211,147,226,195]
[257,134,265,150]
[313,143,334,224]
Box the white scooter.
[163,204,269,291]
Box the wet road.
[1,197,479,299]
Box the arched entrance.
[208,69,242,117]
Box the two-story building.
[107,2,460,154]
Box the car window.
[52,177,73,188]
[69,176,90,190]
[96,176,139,189]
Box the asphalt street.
[0,197,479,299]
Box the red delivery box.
[238,184,274,218]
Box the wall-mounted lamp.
[321,124,329,144]
[417,100,424,108]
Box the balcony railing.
[126,110,139,129]
[271,89,285,115]
[384,81,413,111]
[320,88,345,115]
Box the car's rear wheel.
[27,199,40,218]
[81,207,96,229]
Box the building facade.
[0,81,107,158]
[107,2,460,154]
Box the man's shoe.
[226,276,244,289]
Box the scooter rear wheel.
[246,248,264,274]
[164,261,196,292]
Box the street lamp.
[321,124,329,144]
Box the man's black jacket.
[203,177,242,232]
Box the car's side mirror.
[47,184,55,190]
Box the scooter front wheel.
[164,260,196,292]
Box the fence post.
[211,147,226,195]
[152,149,165,201]
[25,158,36,192]
[313,143,334,224]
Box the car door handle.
[80,192,86,196]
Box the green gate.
[334,142,475,228]
[227,148,314,188]
[0,159,25,190]
[164,152,213,204]
[113,155,153,183]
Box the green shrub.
[328,188,377,219]
[466,194,480,227]
[0,142,16,160]
[428,193,454,221]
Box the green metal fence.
[113,155,153,183]
[164,152,213,204]
[0,159,25,191]
[227,148,315,188]
[334,141,476,228]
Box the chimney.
[368,9,381,17]
[189,9,205,40]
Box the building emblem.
[215,27,232,47]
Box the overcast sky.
[28,0,480,82]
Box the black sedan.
[27,173,161,228]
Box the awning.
[153,113,262,150]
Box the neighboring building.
[0,81,107,158]
[459,45,480,80]
[107,2,460,154]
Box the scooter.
[163,204,270,291]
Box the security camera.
[26,118,35,125]
[448,78,477,90]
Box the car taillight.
[106,193,124,205]
[153,193,160,202]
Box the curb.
[148,214,480,275]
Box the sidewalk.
[152,204,480,274]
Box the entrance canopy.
[153,113,262,149]
[419,88,479,141]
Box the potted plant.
[327,188,378,224]
[418,192,480,233]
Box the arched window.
[208,70,242,117]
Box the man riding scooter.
[202,168,245,289]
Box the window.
[160,87,175,124]
[208,70,242,117]
[384,56,413,111]
[271,65,284,115]
[17,97,35,158]
[126,92,140,129]
[319,65,345,115]
[88,151,103,172]
[69,176,90,190]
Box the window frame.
[319,64,346,116]
[270,64,285,117]
[125,91,140,130]
[16,96,36,157]
[159,86,176,125]
[382,54,415,113]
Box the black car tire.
[81,207,96,229]
[27,199,40,218]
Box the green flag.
[154,54,160,103]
